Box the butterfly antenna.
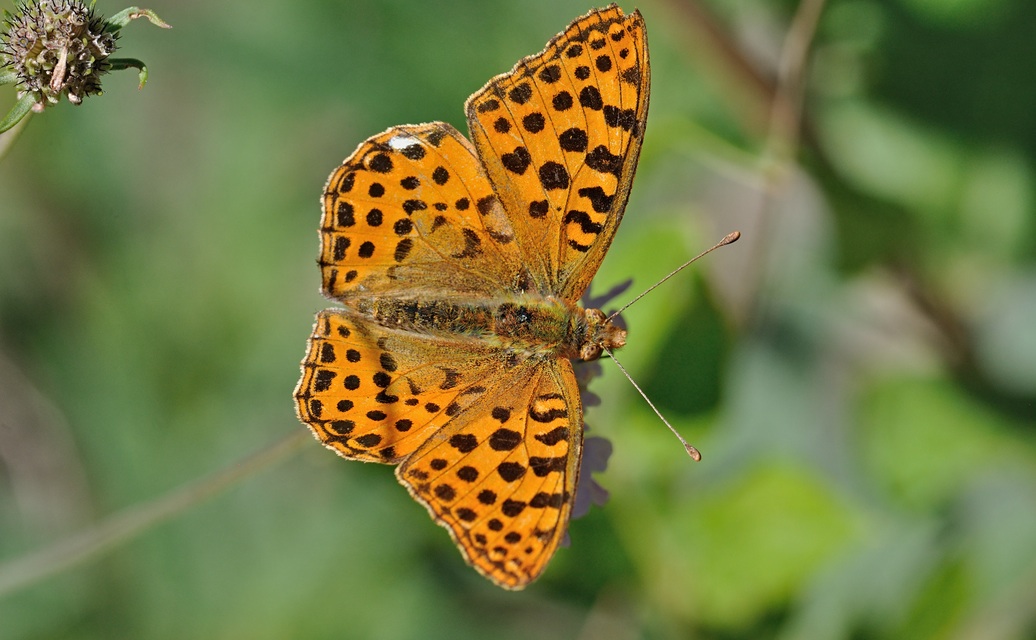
[607,231,741,322]
[603,347,702,461]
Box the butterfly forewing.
[465,5,649,299]
[321,123,530,300]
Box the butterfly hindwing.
[296,309,515,463]
[398,358,583,588]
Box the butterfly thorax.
[352,295,625,362]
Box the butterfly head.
[579,307,627,362]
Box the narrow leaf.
[0,94,34,134]
[106,7,172,31]
[109,58,149,89]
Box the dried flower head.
[1,0,115,109]
[0,1,169,133]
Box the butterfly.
[294,4,648,589]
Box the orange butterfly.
[295,4,648,589]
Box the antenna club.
[603,347,703,462]
[607,230,743,320]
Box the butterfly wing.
[397,357,583,589]
[296,309,515,463]
[464,5,650,300]
[320,122,533,301]
[296,310,584,589]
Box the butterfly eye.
[580,343,603,362]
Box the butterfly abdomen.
[355,295,590,359]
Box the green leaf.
[0,94,35,134]
[109,58,149,89]
[105,7,172,32]
[861,376,1027,510]
[624,464,863,628]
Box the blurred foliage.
[2,0,1036,638]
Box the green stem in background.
[763,0,828,181]
[0,429,310,600]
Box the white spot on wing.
[388,135,420,150]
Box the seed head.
[1,0,118,110]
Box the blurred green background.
[2,0,1036,637]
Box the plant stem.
[0,429,310,600]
